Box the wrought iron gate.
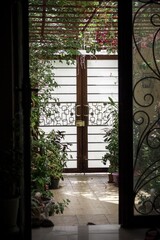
[39,55,118,173]
[119,0,160,227]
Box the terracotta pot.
[49,177,60,189]
[108,173,114,183]
[112,172,119,187]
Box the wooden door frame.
[76,55,88,172]
[65,55,118,173]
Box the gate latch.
[76,120,85,127]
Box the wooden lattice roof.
[29,1,160,55]
[29,0,118,53]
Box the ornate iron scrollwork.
[39,102,75,126]
[133,0,160,215]
[88,102,115,126]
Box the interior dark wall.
[0,0,31,239]
[0,1,14,152]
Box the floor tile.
[50,173,119,227]
[32,174,121,240]
[32,225,149,240]
[50,215,78,226]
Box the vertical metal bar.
[82,57,88,172]
[77,56,83,172]
[22,0,31,238]
[118,0,133,227]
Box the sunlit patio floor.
[49,173,119,226]
[32,174,150,240]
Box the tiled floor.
[49,173,119,226]
[32,224,149,240]
[32,173,149,239]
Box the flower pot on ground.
[112,172,119,186]
[49,177,60,189]
[107,172,114,183]
[102,97,119,185]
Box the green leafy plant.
[29,0,118,57]
[31,129,51,192]
[30,42,72,218]
[102,97,119,173]
[46,130,71,181]
[133,110,160,213]
[49,198,70,216]
[31,127,71,192]
[31,191,70,221]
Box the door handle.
[76,104,81,117]
[84,104,89,117]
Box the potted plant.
[31,128,71,190]
[46,129,71,189]
[102,97,119,186]
[31,128,51,192]
[31,129,71,227]
[31,189,70,228]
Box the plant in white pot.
[102,97,119,186]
